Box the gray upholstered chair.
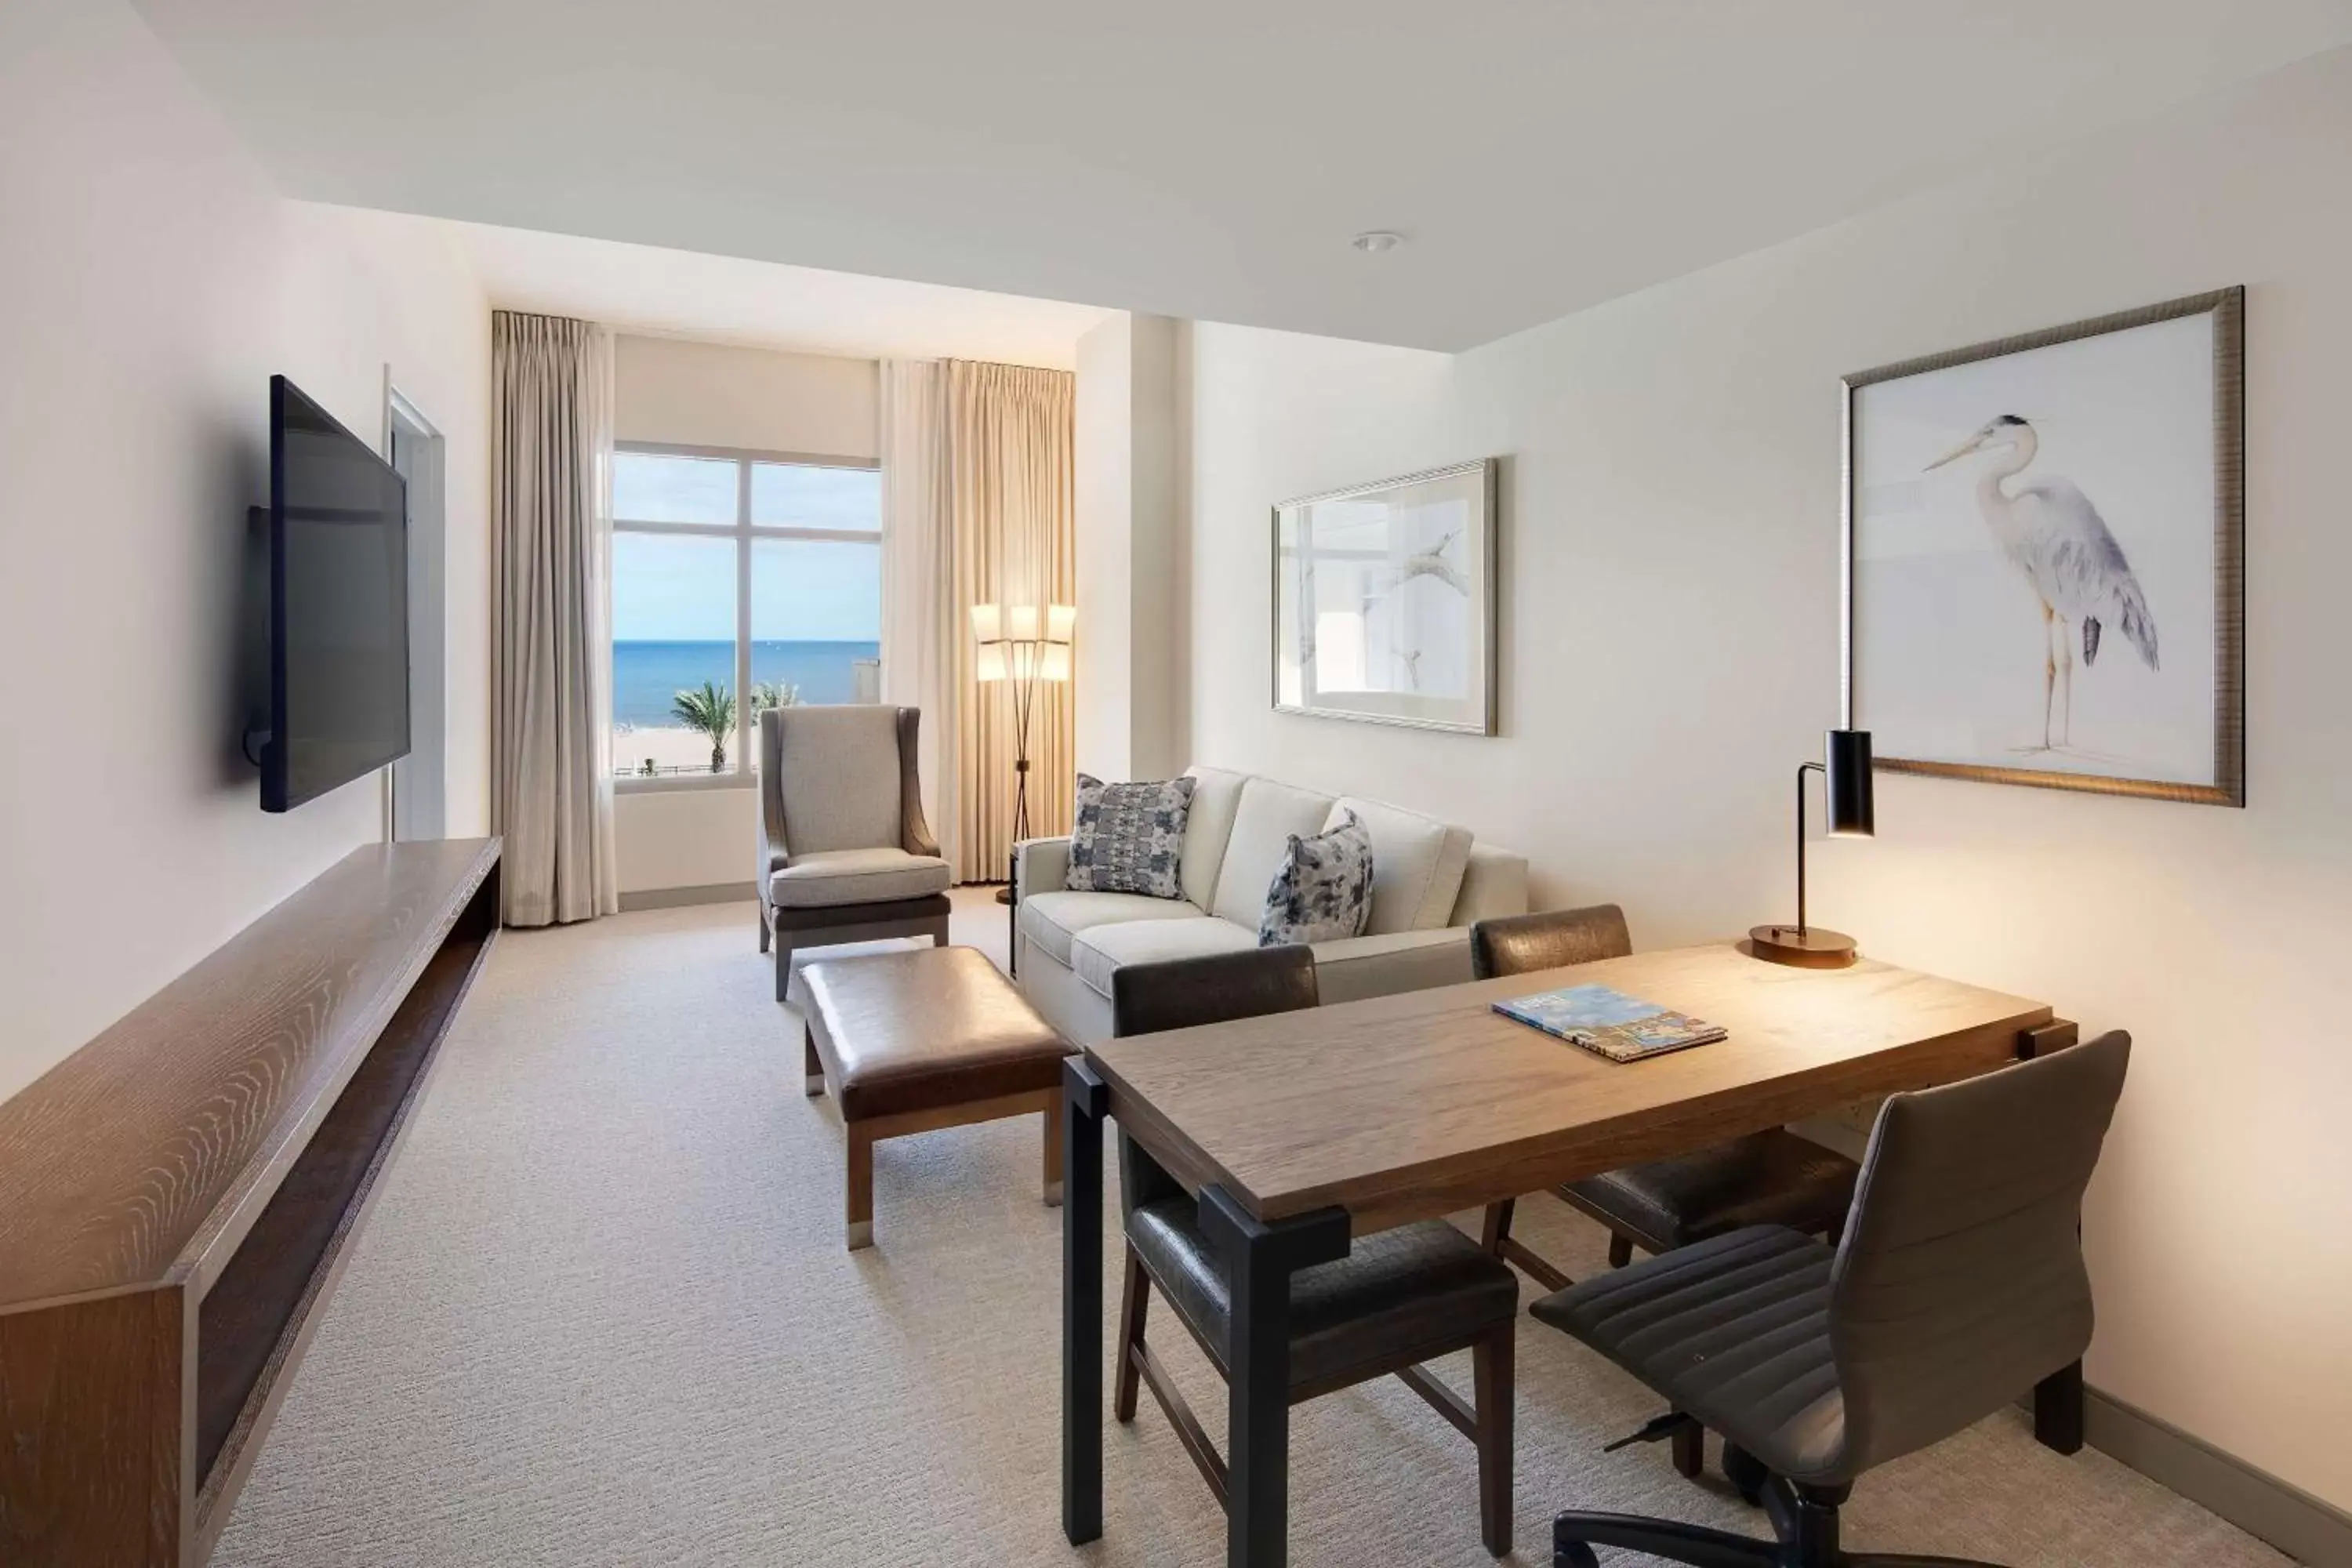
[1535,1029,2132,1568]
[1108,946,1522,1557]
[757,706,951,1000]
[1474,906,1858,1325]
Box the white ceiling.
[437,216,1110,368]
[139,1,2352,351]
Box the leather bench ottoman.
[789,946,1075,1250]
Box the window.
[611,445,882,782]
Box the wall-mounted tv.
[260,375,411,812]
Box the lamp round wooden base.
[1746,924,1860,969]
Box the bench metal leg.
[1200,1185,1351,1568]
[1043,1102,1065,1206]
[846,1124,875,1250]
[1064,1058,1109,1544]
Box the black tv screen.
[263,375,410,812]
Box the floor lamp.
[972,604,1075,970]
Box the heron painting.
[1274,459,1497,734]
[1846,288,2244,806]
[1924,413,2160,751]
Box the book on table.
[1493,982,1728,1063]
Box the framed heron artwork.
[1843,287,2245,806]
[1273,458,1498,735]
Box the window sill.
[614,772,757,796]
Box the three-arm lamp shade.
[1748,728,1875,969]
[971,603,1076,913]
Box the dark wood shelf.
[0,837,501,1567]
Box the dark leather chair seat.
[1565,1130,1860,1254]
[1533,1225,1846,1484]
[1128,1200,1519,1391]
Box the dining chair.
[1472,906,1859,1378]
[1109,946,1522,1556]
[1535,1029,2132,1567]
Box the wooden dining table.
[1058,941,2080,1568]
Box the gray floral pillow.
[1065,774,1196,898]
[1258,811,1375,946]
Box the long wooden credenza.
[0,837,501,1566]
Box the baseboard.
[2086,1386,2352,1565]
[617,881,756,912]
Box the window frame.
[610,440,882,794]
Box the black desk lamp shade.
[1751,729,1875,968]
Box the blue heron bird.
[1926,415,2159,751]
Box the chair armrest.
[1014,836,1073,900]
[1450,843,1530,925]
[1310,927,1472,1004]
[895,707,939,858]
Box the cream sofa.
[1012,766,1527,1045]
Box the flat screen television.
[260,375,411,812]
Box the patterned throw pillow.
[1258,811,1375,946]
[1064,774,1196,898]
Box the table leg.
[1062,1058,1109,1544]
[1199,1185,1350,1568]
[2034,1361,2085,1454]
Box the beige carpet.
[212,890,2288,1567]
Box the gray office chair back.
[1107,946,1319,1218]
[1831,1029,2131,1473]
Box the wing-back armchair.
[757,705,952,999]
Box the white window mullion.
[736,458,753,773]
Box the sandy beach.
[612,723,740,777]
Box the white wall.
[1181,46,2352,1510]
[608,336,878,897]
[0,0,492,1105]
[1074,313,1183,782]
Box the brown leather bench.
[789,946,1075,1250]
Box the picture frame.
[1842,287,2245,806]
[1272,458,1498,735]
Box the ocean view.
[614,640,880,726]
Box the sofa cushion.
[1066,774,1195,898]
[772,705,902,856]
[1325,797,1473,933]
[1210,777,1339,928]
[1179,767,1250,911]
[1258,811,1375,946]
[1069,916,1259,1000]
[770,847,950,908]
[1019,890,1203,968]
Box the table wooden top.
[1086,942,2050,1232]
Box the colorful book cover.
[1492,983,1728,1063]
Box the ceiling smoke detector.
[1352,230,1404,254]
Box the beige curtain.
[948,361,1076,884]
[878,361,958,870]
[490,310,619,926]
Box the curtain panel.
[877,360,958,871]
[946,361,1076,885]
[490,310,619,927]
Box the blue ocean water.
[613,641,880,726]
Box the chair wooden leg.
[1475,1320,1515,1557]
[758,903,771,953]
[774,934,794,1001]
[1608,1233,1635,1269]
[1042,1102,1065,1206]
[804,1028,825,1097]
[1481,1198,1515,1254]
[1113,1247,1149,1423]
[845,1124,874,1250]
